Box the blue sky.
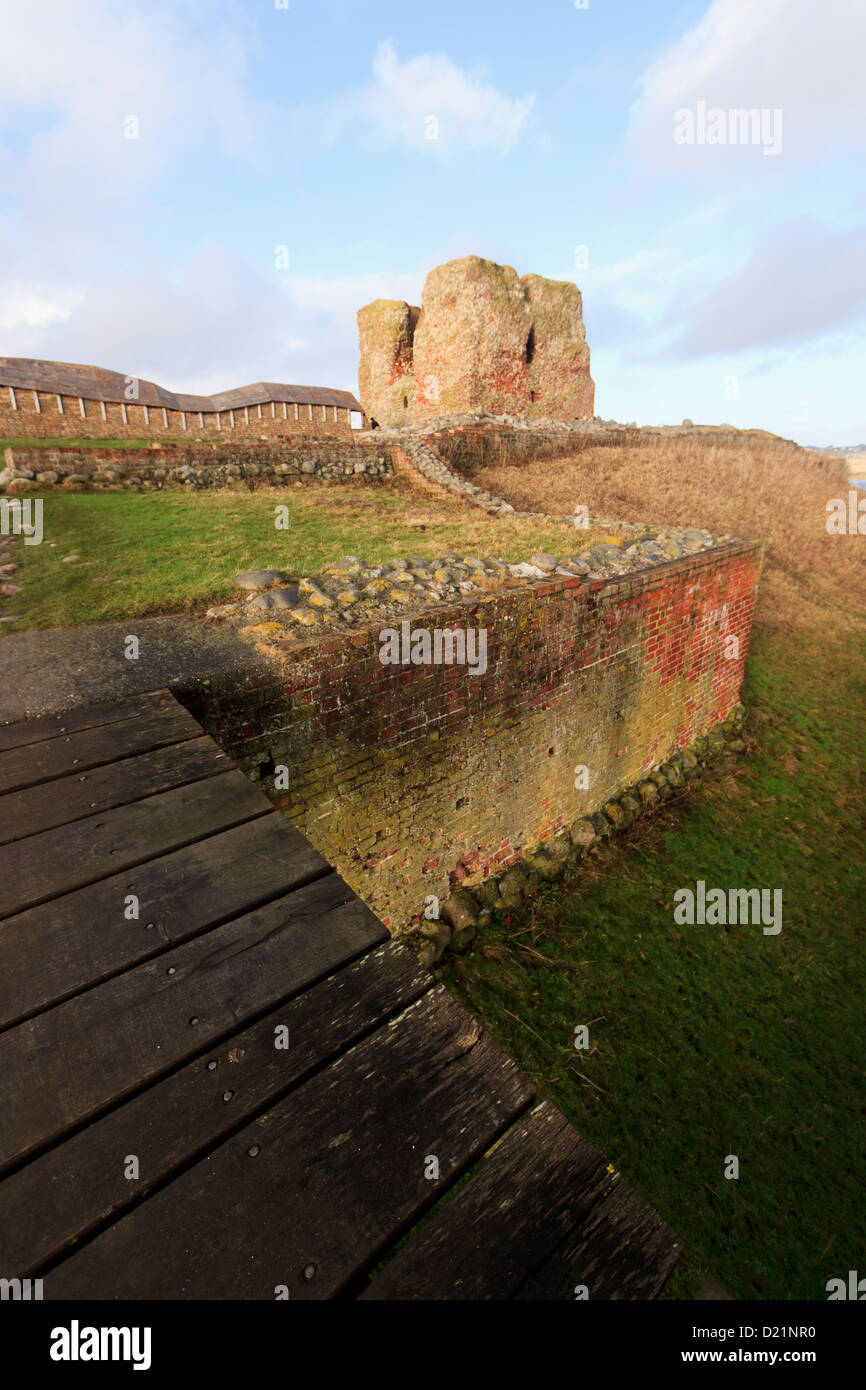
[1,0,864,444]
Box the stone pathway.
[0,614,269,725]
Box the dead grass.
[472,438,866,633]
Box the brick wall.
[422,422,800,480]
[426,424,651,478]
[0,387,359,441]
[183,540,762,933]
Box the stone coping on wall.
[365,410,798,442]
[198,538,762,704]
[204,526,748,647]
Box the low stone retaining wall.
[420,418,800,482]
[0,438,393,491]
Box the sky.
[0,0,864,445]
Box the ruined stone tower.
[357,255,594,428]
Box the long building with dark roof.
[0,358,365,441]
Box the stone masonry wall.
[183,540,762,934]
[1,438,393,491]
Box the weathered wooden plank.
[0,769,270,919]
[0,736,232,847]
[45,987,535,1299]
[0,941,431,1276]
[0,814,330,1030]
[0,690,181,754]
[0,700,202,795]
[0,870,387,1176]
[360,1100,617,1300]
[514,1178,683,1300]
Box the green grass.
[4,478,862,1301]
[1,437,158,451]
[445,623,866,1299]
[1,486,609,631]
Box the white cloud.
[0,7,531,402]
[283,268,425,320]
[325,38,534,156]
[0,283,81,333]
[0,0,271,264]
[549,201,733,350]
[0,249,444,399]
[667,220,866,356]
[629,0,866,167]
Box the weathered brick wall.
[426,424,655,477]
[425,421,800,479]
[0,388,358,441]
[183,541,762,933]
[2,438,392,489]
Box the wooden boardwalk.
[0,689,682,1299]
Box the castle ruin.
[357,255,594,428]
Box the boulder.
[498,863,530,909]
[419,918,451,951]
[530,551,559,572]
[250,586,301,612]
[439,890,479,934]
[570,817,599,850]
[234,570,289,591]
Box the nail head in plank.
[0,815,330,1031]
[0,870,387,1174]
[45,988,535,1300]
[0,700,203,796]
[0,941,430,1276]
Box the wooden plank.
[0,870,387,1175]
[514,1179,683,1300]
[0,941,431,1276]
[0,815,330,1030]
[0,690,181,754]
[360,1100,617,1300]
[0,736,232,846]
[45,987,535,1299]
[0,769,271,919]
[0,700,202,795]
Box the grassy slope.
[446,624,865,1299]
[3,437,863,1299]
[442,437,866,1300]
[1,484,611,632]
